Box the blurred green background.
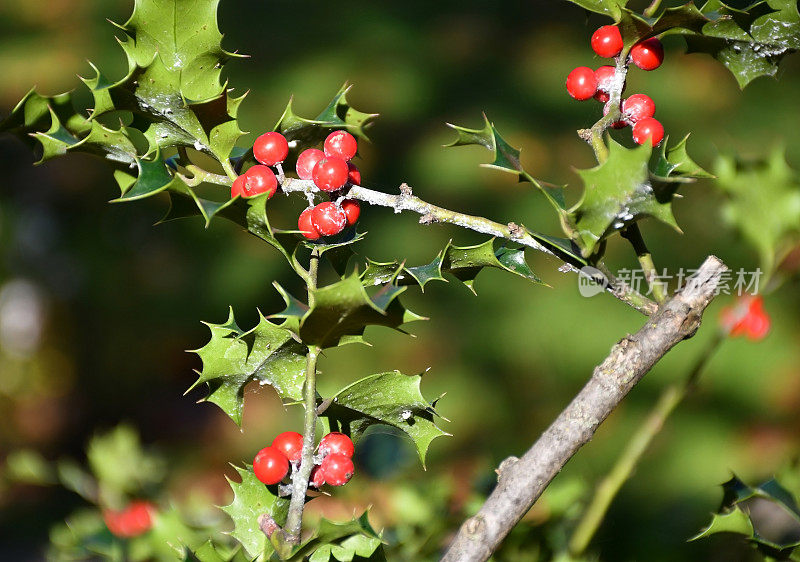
[1,0,799,560]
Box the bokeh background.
[1,0,799,560]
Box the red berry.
[632,117,664,146]
[622,94,656,123]
[231,175,247,198]
[243,165,278,198]
[720,295,770,341]
[347,162,361,185]
[298,208,321,240]
[319,432,355,458]
[253,446,289,485]
[310,202,347,237]
[593,65,617,102]
[253,132,289,166]
[591,25,623,58]
[341,199,360,226]
[319,453,354,487]
[310,465,326,488]
[566,67,598,101]
[312,157,349,192]
[324,130,358,161]
[103,500,155,538]
[630,37,664,71]
[296,148,325,180]
[272,431,304,463]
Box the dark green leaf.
[446,115,566,211]
[273,273,425,349]
[319,371,449,466]
[568,138,680,257]
[290,512,384,561]
[563,0,629,22]
[189,309,308,426]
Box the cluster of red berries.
[565,25,665,146]
[230,130,362,241]
[102,500,156,538]
[253,431,355,488]
[720,294,771,341]
[296,131,361,240]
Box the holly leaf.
[319,371,449,467]
[84,0,246,160]
[652,135,714,181]
[446,115,566,212]
[691,505,755,540]
[188,309,308,426]
[0,88,90,151]
[715,148,800,278]
[360,238,543,294]
[272,273,425,349]
[289,512,384,561]
[568,138,680,257]
[684,0,800,88]
[221,466,280,560]
[563,0,630,22]
[274,84,378,148]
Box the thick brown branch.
[441,255,728,562]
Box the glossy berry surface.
[319,432,355,458]
[253,132,289,166]
[631,117,664,146]
[622,94,656,123]
[347,162,361,185]
[253,446,289,485]
[324,130,358,161]
[630,37,664,71]
[296,148,325,180]
[103,500,155,538]
[272,431,304,463]
[310,202,347,236]
[593,65,616,102]
[341,199,361,226]
[243,165,278,198]
[298,208,321,240]
[310,465,326,488]
[319,453,354,486]
[231,175,247,198]
[721,295,770,341]
[591,25,623,58]
[312,157,349,192]
[566,67,598,101]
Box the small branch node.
[507,222,524,239]
[399,182,413,196]
[419,213,437,225]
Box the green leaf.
[221,466,279,560]
[290,512,384,561]
[273,273,425,349]
[563,0,629,22]
[86,425,165,505]
[691,506,755,540]
[684,0,800,88]
[112,151,181,201]
[0,88,90,150]
[319,372,449,466]
[360,239,543,294]
[568,138,680,257]
[3,449,56,485]
[715,148,800,278]
[189,309,308,426]
[446,115,566,212]
[274,85,378,147]
[652,135,714,181]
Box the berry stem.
[644,0,663,18]
[567,330,724,558]
[284,249,321,545]
[176,165,233,187]
[579,56,628,163]
[621,224,667,303]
